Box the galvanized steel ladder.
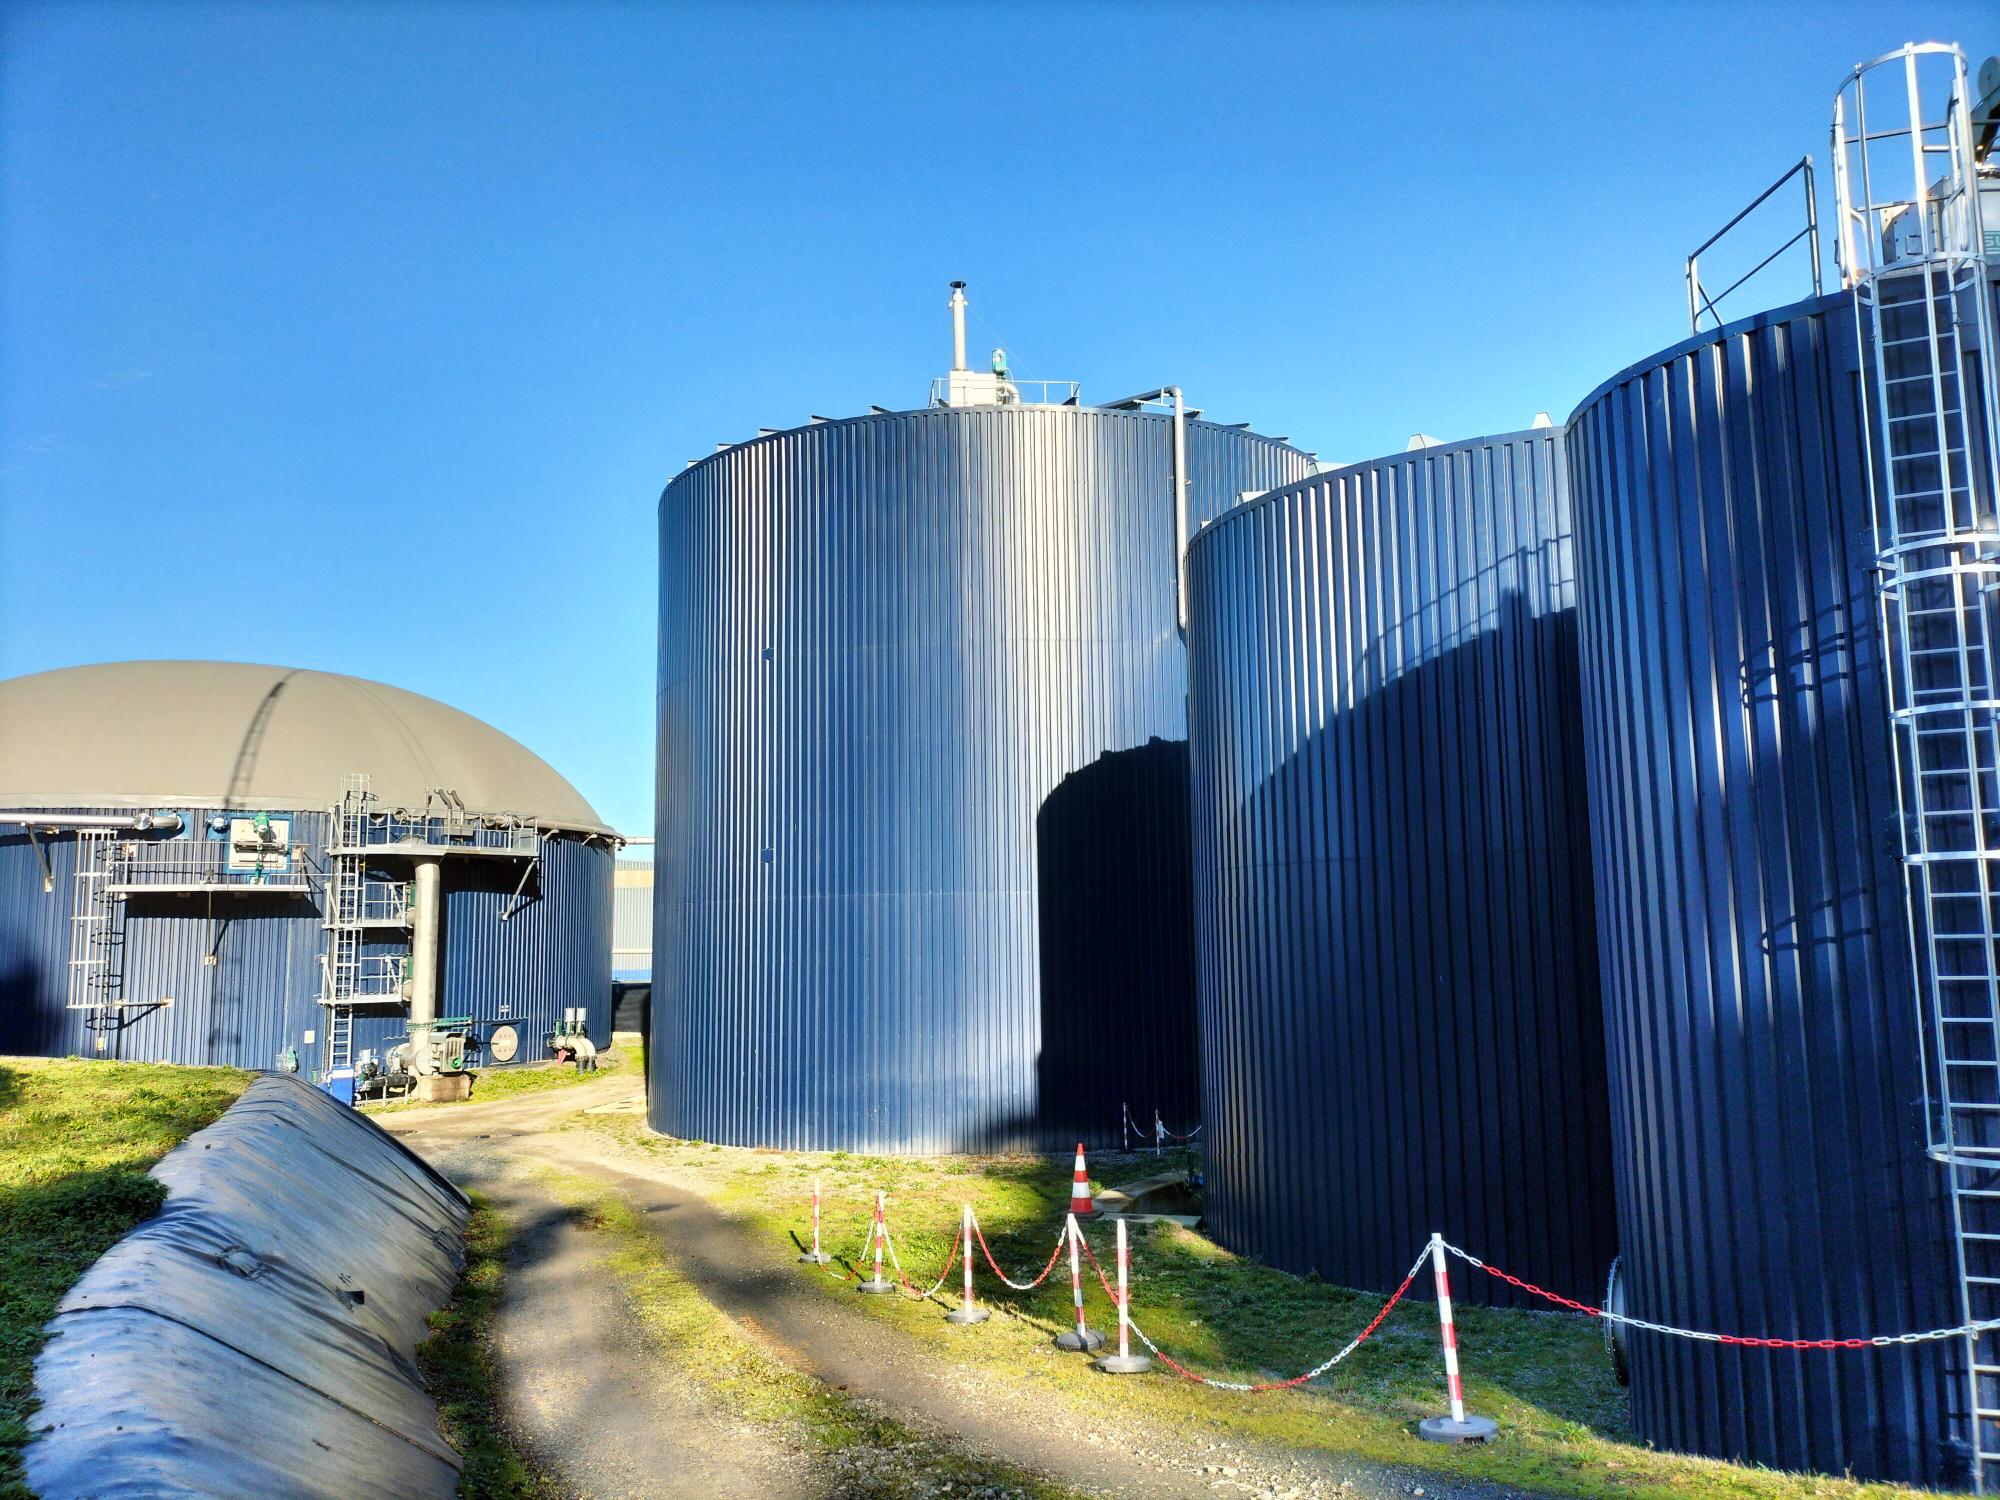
[320,773,374,1074]
[65,829,123,1011]
[1837,42,2000,1488]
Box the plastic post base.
[945,1305,991,1325]
[855,1278,896,1295]
[1418,1414,1498,1444]
[1092,1352,1153,1374]
[1054,1326,1106,1351]
[798,1249,832,1265]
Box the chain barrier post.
[1122,1102,1130,1153]
[799,1174,832,1264]
[1154,1108,1166,1156]
[945,1202,989,1325]
[856,1189,894,1294]
[1418,1232,1497,1442]
[1094,1216,1153,1374]
[1054,1212,1106,1351]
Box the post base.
[1054,1326,1106,1351]
[945,1305,991,1325]
[1418,1414,1498,1444]
[1092,1352,1153,1374]
[855,1278,896,1295]
[798,1250,832,1264]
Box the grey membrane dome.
[0,660,610,834]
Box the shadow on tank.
[1031,736,1200,1150]
[1210,585,1619,1309]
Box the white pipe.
[0,810,182,833]
[409,858,442,1073]
[1170,387,1189,633]
[949,281,968,372]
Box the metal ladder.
[319,773,375,1074]
[1837,42,2000,1488]
[65,829,122,1011]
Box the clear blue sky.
[2,2,1991,835]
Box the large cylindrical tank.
[654,403,1310,1152]
[1569,292,1960,1485]
[1185,427,1617,1306]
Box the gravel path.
[385,1081,1550,1500]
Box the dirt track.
[384,1080,1542,1500]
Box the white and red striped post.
[799,1174,831,1264]
[856,1189,893,1294]
[1417,1233,1497,1442]
[1154,1108,1165,1156]
[945,1201,989,1324]
[1093,1216,1152,1373]
[1053,1212,1104,1350]
[1122,1102,1130,1153]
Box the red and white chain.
[1441,1240,2000,1349]
[970,1212,1069,1291]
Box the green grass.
[566,1116,1936,1500]
[0,1057,250,1499]
[533,1164,1089,1500]
[416,1195,564,1499]
[364,1037,642,1114]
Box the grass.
[531,1164,1090,1500]
[364,1037,643,1114]
[565,1115,1938,1500]
[0,1057,250,1500]
[416,1195,565,1500]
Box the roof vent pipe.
[949,281,969,372]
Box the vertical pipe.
[1171,387,1189,631]
[949,282,968,372]
[409,857,442,1072]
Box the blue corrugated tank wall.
[0,811,329,1068]
[1184,428,1617,1308]
[0,813,611,1071]
[1568,291,1960,1485]
[654,404,1311,1152]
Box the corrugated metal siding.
[0,812,611,1072]
[1184,429,1616,1307]
[0,810,328,1069]
[612,858,653,979]
[434,833,614,1061]
[654,405,1310,1152]
[1568,291,1960,1485]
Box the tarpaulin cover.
[24,1075,471,1499]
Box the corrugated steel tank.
[1568,290,1960,1485]
[0,813,612,1071]
[1184,427,1617,1307]
[654,403,1311,1152]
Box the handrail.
[1685,155,1822,333]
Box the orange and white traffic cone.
[1068,1141,1099,1221]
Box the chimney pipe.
[948,281,968,372]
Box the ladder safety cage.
[1836,40,2000,1489]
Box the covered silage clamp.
[0,660,615,1077]
[1184,426,1618,1307]
[23,1074,470,1499]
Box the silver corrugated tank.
[1569,291,1960,1484]
[654,403,1310,1152]
[1185,426,1617,1306]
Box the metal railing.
[106,838,312,891]
[1685,155,1823,333]
[927,377,1081,408]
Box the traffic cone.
[1068,1141,1099,1220]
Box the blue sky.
[2,2,1991,834]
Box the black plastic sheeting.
[1569,291,1961,1486]
[1185,427,1617,1308]
[25,1075,470,1500]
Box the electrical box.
[217,813,293,876]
